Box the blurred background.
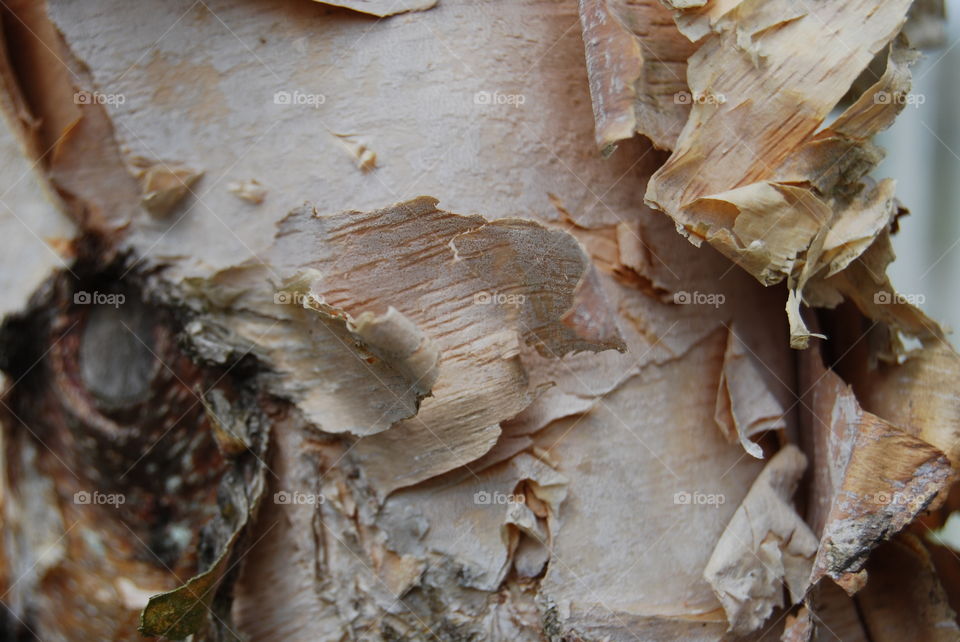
[880,0,960,344]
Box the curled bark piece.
[182,265,431,437]
[332,133,377,172]
[138,552,231,639]
[176,197,621,499]
[800,347,953,583]
[714,323,787,458]
[578,0,698,152]
[704,445,818,635]
[226,179,267,205]
[346,306,440,396]
[133,161,203,219]
[139,396,270,639]
[667,0,808,46]
[645,1,933,349]
[807,229,945,358]
[378,453,566,593]
[854,344,960,468]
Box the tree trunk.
[0,0,958,640]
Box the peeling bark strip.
[0,0,959,640]
[704,445,817,635]
[177,196,621,451]
[854,344,960,467]
[801,346,953,583]
[714,324,787,458]
[578,0,698,152]
[139,405,269,639]
[634,0,944,350]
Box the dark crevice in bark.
[0,258,278,638]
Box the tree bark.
[0,0,958,640]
